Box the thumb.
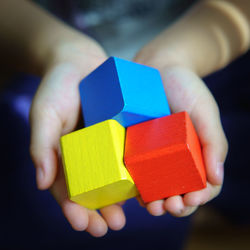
[192,102,228,186]
[161,67,228,186]
[29,105,62,190]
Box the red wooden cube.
[124,111,206,203]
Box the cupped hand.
[134,52,228,217]
[29,41,126,237]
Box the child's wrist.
[134,47,196,75]
[40,36,107,76]
[31,23,106,76]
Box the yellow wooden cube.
[60,119,138,210]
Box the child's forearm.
[0,0,103,75]
[141,0,250,76]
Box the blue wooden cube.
[79,57,170,128]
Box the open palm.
[133,60,228,217]
[30,47,127,237]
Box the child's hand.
[29,41,126,237]
[134,49,228,217]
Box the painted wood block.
[79,56,170,128]
[60,119,138,210]
[124,111,207,203]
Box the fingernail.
[216,162,224,184]
[36,167,44,189]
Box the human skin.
[134,0,249,217]
[0,0,249,237]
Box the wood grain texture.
[124,112,206,203]
[60,119,138,210]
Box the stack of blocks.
[60,57,207,210]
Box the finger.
[62,200,89,231]
[183,184,211,207]
[164,195,184,216]
[50,164,89,231]
[164,196,198,217]
[86,210,108,237]
[183,182,222,207]
[100,204,126,231]
[178,206,198,217]
[52,162,109,237]
[146,200,165,216]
